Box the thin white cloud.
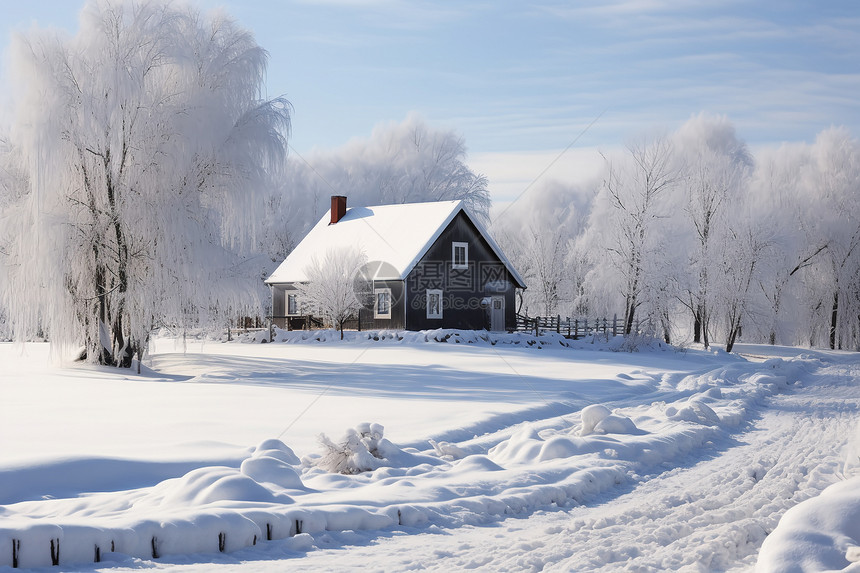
[286,0,471,31]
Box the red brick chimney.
[330,195,347,224]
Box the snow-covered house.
[266,196,526,331]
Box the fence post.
[574,319,578,339]
[557,315,561,334]
[567,317,571,338]
[613,314,617,336]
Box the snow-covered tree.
[0,135,29,340]
[752,128,860,350]
[296,247,367,340]
[269,114,491,247]
[517,224,567,316]
[805,128,860,350]
[747,144,820,346]
[717,223,770,353]
[584,137,678,334]
[1,0,289,365]
[492,179,593,318]
[671,114,752,347]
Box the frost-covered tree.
[1,0,289,365]
[270,114,491,247]
[518,224,567,316]
[296,247,367,340]
[0,135,29,339]
[747,144,822,346]
[751,128,860,350]
[584,137,678,335]
[717,224,770,353]
[805,128,860,350]
[671,114,752,347]
[492,179,593,318]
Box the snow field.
[0,335,858,570]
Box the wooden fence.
[516,314,623,338]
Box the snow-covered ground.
[0,330,858,571]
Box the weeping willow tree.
[1,0,290,366]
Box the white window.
[375,288,392,319]
[427,289,443,319]
[452,242,468,269]
[287,293,299,315]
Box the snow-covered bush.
[313,423,388,475]
[429,439,468,460]
[612,331,667,353]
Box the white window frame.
[374,288,392,319]
[286,293,299,316]
[452,242,469,270]
[426,289,443,319]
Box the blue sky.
[1,0,858,201]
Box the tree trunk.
[830,290,839,350]
[96,265,113,365]
[726,322,739,353]
[624,295,636,335]
[693,306,702,344]
[112,314,134,368]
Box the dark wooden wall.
[405,212,519,331]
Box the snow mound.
[666,399,721,426]
[488,419,645,467]
[251,438,301,465]
[240,457,303,491]
[581,404,612,436]
[580,404,639,436]
[757,476,860,572]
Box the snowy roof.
[266,199,525,287]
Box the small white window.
[375,288,392,319]
[427,289,443,319]
[452,242,468,269]
[287,293,299,315]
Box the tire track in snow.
[480,369,858,572]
